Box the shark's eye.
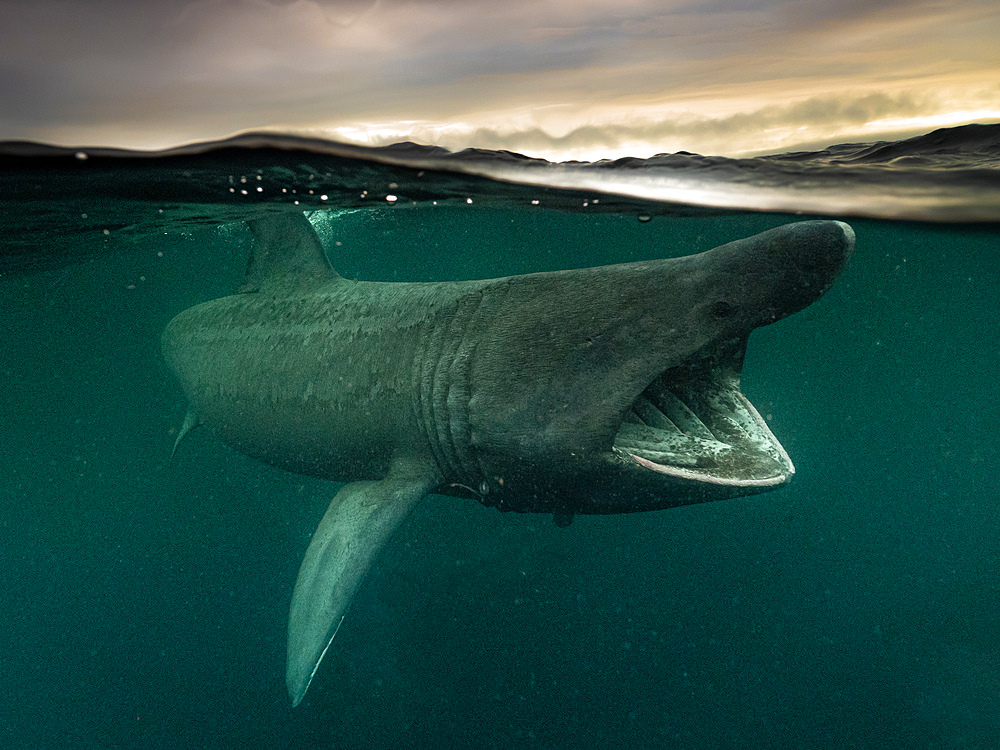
[710,300,735,318]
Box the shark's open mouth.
[612,343,794,487]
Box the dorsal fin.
[242,213,342,293]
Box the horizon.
[4,121,997,165]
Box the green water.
[2,191,999,747]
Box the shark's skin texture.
[162,214,853,706]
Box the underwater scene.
[2,124,1000,748]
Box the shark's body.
[162,213,853,706]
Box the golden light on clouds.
[319,71,1000,160]
[1,0,998,158]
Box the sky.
[1,0,999,160]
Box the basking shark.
[162,213,853,706]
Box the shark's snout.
[765,219,854,321]
[706,219,854,332]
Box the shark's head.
[466,220,854,515]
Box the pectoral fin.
[286,467,437,707]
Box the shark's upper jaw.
[611,340,794,487]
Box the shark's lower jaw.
[612,352,794,487]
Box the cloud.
[324,81,1000,159]
[1,0,998,155]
